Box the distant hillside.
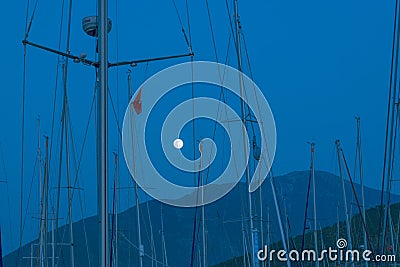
[213,202,400,266]
[3,171,396,266]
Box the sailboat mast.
[283,196,289,249]
[36,117,44,267]
[112,153,119,267]
[127,71,144,267]
[270,177,291,266]
[64,70,75,267]
[160,204,169,267]
[336,203,340,267]
[241,215,247,267]
[389,213,396,267]
[335,140,353,266]
[318,225,327,267]
[233,1,257,266]
[355,117,368,267]
[98,0,109,265]
[267,208,270,267]
[44,136,49,267]
[311,143,319,267]
[51,209,55,267]
[201,149,207,267]
[259,177,264,267]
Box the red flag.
[133,88,142,114]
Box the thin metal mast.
[127,71,144,267]
[355,117,367,267]
[37,117,44,267]
[112,153,119,267]
[270,177,290,266]
[283,196,289,249]
[311,143,319,267]
[44,136,49,267]
[160,204,168,267]
[201,148,207,267]
[98,0,109,265]
[233,1,256,266]
[241,215,247,267]
[51,208,55,267]
[134,127,144,267]
[259,176,264,267]
[319,225,327,267]
[62,62,75,267]
[389,213,396,267]
[335,140,353,267]
[337,203,340,267]
[381,0,400,255]
[267,208,270,267]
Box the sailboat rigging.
[9,0,387,266]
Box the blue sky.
[0,0,397,256]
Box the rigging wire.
[201,2,247,264]
[21,158,39,250]
[48,0,66,203]
[110,154,118,266]
[119,232,170,266]
[300,172,312,254]
[112,0,121,262]
[18,0,41,259]
[44,0,67,262]
[70,90,96,198]
[378,0,400,251]
[18,0,33,260]
[189,170,202,267]
[171,0,191,51]
[0,144,14,250]
[185,0,192,50]
[340,147,375,255]
[205,0,220,63]
[67,107,92,266]
[53,0,76,265]
[204,3,253,262]
[108,88,123,137]
[225,0,239,60]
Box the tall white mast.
[267,208,270,267]
[259,176,264,267]
[318,225,327,267]
[112,153,119,267]
[127,71,143,267]
[160,204,169,267]
[311,142,319,267]
[64,74,75,267]
[270,177,290,267]
[43,136,49,267]
[283,196,289,249]
[355,117,368,267]
[233,1,257,265]
[36,117,44,267]
[200,146,207,267]
[336,202,340,266]
[337,203,340,266]
[335,140,353,267]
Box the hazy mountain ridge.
[3,170,396,266]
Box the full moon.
[173,138,184,149]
